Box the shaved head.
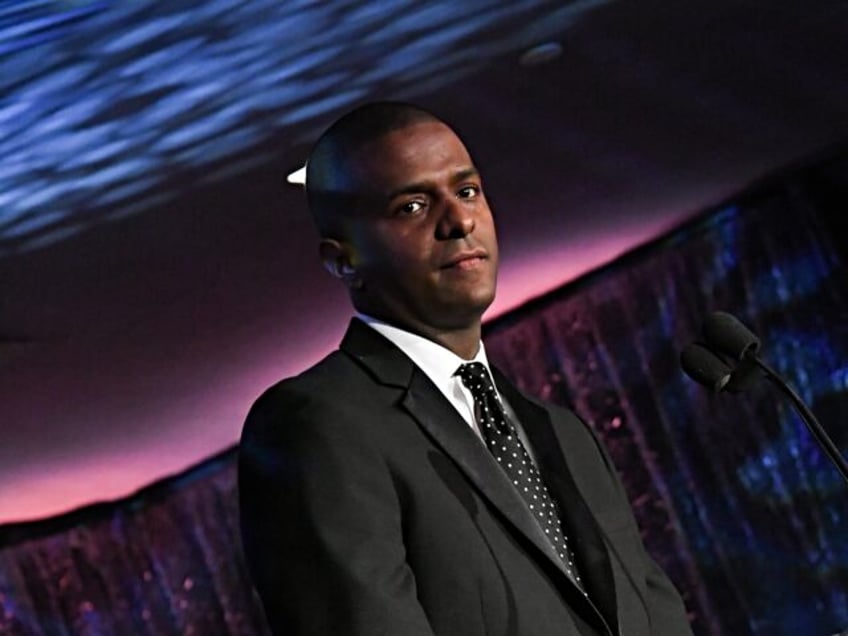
[305,101,443,236]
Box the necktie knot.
[456,362,496,397]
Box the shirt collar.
[357,313,492,382]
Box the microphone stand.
[750,353,848,484]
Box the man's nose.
[436,198,475,239]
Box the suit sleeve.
[238,386,435,636]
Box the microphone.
[701,311,760,360]
[700,311,763,393]
[680,312,761,394]
[679,343,732,393]
[681,311,848,483]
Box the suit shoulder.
[253,349,352,401]
[242,348,367,439]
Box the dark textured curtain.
[0,452,269,636]
[1,151,846,635]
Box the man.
[239,102,692,635]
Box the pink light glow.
[0,214,690,524]
[487,218,680,320]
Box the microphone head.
[723,358,762,393]
[702,311,761,361]
[680,343,733,393]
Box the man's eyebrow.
[452,167,480,183]
[386,167,481,200]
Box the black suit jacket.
[239,319,692,635]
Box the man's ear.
[319,238,361,288]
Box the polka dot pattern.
[456,362,587,595]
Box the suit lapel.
[341,320,616,633]
[494,368,620,635]
[340,320,568,574]
[402,371,570,568]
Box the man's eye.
[398,200,425,215]
[458,185,480,199]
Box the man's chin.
[434,294,496,327]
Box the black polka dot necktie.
[456,362,587,595]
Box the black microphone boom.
[750,354,848,484]
[681,311,848,484]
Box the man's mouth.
[443,249,488,270]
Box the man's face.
[332,120,499,334]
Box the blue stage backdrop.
[1,150,846,635]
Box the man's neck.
[426,326,481,360]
